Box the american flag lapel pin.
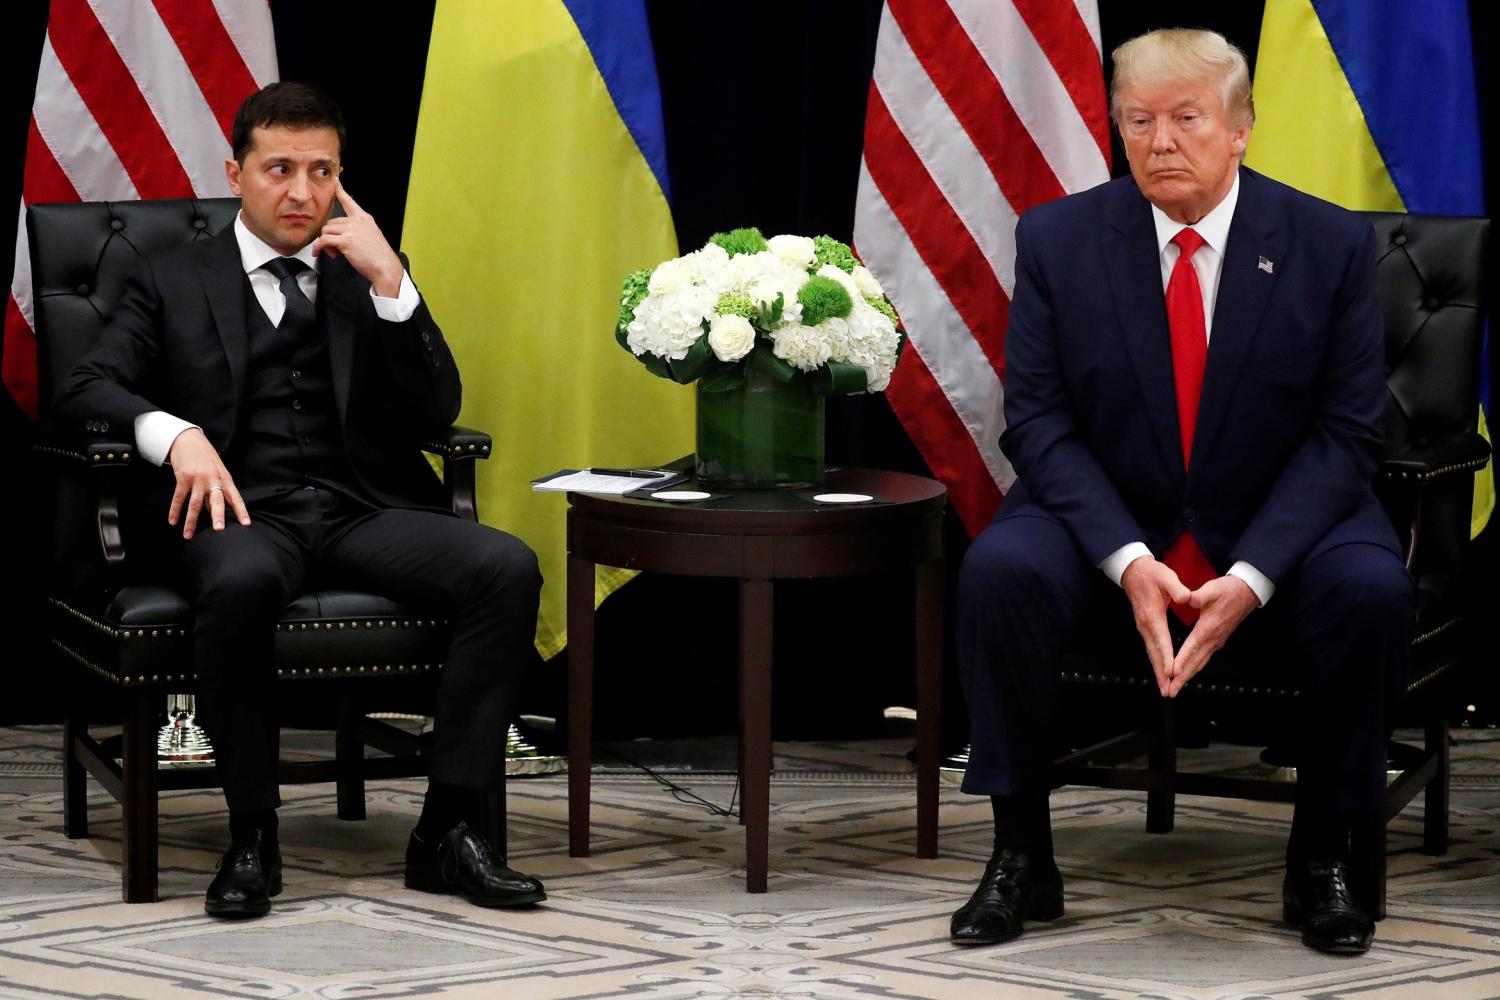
[1258,256,1276,275]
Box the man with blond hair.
[950,28,1408,954]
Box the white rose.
[707,314,756,362]
[852,264,884,299]
[767,234,816,271]
[648,258,693,295]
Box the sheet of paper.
[532,469,682,494]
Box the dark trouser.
[956,510,1412,817]
[168,486,541,813]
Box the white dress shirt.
[133,213,421,465]
[1096,173,1275,606]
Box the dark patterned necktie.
[260,257,315,336]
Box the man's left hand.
[1166,575,1259,697]
[312,177,405,297]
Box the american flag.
[3,0,278,418]
[853,0,1111,536]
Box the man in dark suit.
[57,83,546,919]
[949,29,1410,954]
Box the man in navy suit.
[949,29,1410,955]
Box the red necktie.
[1160,228,1216,622]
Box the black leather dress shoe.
[205,828,282,919]
[950,848,1064,946]
[404,821,546,908]
[1283,858,1375,954]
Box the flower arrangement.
[616,228,904,395]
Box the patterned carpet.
[1,724,1498,999]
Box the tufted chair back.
[29,197,240,417]
[1363,211,1490,603]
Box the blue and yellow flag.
[1246,0,1491,537]
[403,0,692,657]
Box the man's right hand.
[1121,555,1190,697]
[166,428,250,539]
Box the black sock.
[416,782,476,841]
[991,795,1053,858]
[229,808,277,843]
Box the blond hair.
[1110,28,1254,127]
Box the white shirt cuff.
[1228,560,1275,606]
[370,270,419,322]
[1100,542,1153,586]
[134,411,199,467]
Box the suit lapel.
[319,256,358,422]
[200,227,249,426]
[1102,181,1186,491]
[1191,168,1285,468]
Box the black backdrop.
[2,2,1495,738]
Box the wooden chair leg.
[1146,698,1176,834]
[122,689,159,903]
[1423,714,1449,856]
[1351,817,1387,921]
[335,695,366,821]
[63,708,89,839]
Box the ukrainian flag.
[1246,0,1491,538]
[403,0,691,657]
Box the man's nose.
[286,171,310,201]
[1150,120,1176,153]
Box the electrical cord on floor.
[601,744,740,818]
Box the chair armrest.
[32,437,138,468]
[420,424,492,522]
[31,430,137,571]
[420,424,493,462]
[1380,432,1490,485]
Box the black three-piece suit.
[56,222,540,812]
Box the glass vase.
[695,367,825,489]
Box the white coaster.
[651,490,712,502]
[812,492,874,504]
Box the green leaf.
[639,351,672,379]
[699,364,747,393]
[754,292,784,328]
[818,360,869,395]
[665,334,716,384]
[749,342,798,382]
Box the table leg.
[568,553,595,858]
[739,577,773,893]
[915,560,942,859]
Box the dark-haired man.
[59,82,545,919]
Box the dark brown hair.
[231,82,346,164]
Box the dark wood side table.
[566,467,946,892]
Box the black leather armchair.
[1051,212,1490,918]
[29,197,504,902]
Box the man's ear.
[224,157,242,196]
[1230,121,1251,158]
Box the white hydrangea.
[769,320,834,372]
[625,284,717,361]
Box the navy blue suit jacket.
[996,166,1399,586]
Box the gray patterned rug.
[1,725,1497,999]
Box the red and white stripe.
[3,0,276,418]
[854,0,1110,536]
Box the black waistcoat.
[233,274,371,506]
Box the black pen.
[590,467,666,479]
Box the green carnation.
[813,235,857,273]
[618,267,652,331]
[797,275,853,327]
[715,291,757,320]
[710,227,769,257]
[865,294,898,326]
